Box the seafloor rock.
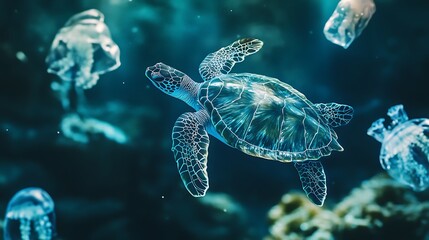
[165,192,256,240]
[266,174,429,240]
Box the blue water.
[0,0,428,239]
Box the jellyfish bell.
[323,0,376,48]
[4,187,56,240]
[6,189,54,219]
[63,9,104,27]
[46,9,120,89]
[92,36,120,75]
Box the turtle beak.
[145,63,169,83]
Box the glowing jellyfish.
[3,188,56,240]
[46,9,127,144]
[46,9,120,89]
[324,0,376,49]
[368,105,429,191]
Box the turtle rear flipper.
[199,38,263,81]
[294,160,327,206]
[172,111,210,197]
[315,103,354,128]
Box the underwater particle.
[46,9,120,89]
[323,0,376,49]
[4,187,56,240]
[15,51,28,62]
[145,38,354,206]
[37,46,45,53]
[367,104,429,191]
[131,26,139,33]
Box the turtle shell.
[198,73,342,162]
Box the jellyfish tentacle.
[35,215,53,240]
[19,218,31,240]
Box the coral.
[266,192,339,240]
[266,174,429,240]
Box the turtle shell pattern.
[198,73,342,162]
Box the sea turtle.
[367,104,429,191]
[145,38,353,206]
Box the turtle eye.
[151,73,164,82]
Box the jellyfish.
[46,9,127,144]
[3,188,56,240]
[368,105,429,191]
[323,0,376,49]
[46,9,120,89]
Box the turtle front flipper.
[293,160,327,206]
[315,103,354,127]
[199,38,263,81]
[172,111,210,197]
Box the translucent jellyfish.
[4,188,56,240]
[45,9,126,144]
[367,105,429,191]
[324,0,376,49]
[46,9,120,89]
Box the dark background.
[0,0,428,239]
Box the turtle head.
[145,63,188,97]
